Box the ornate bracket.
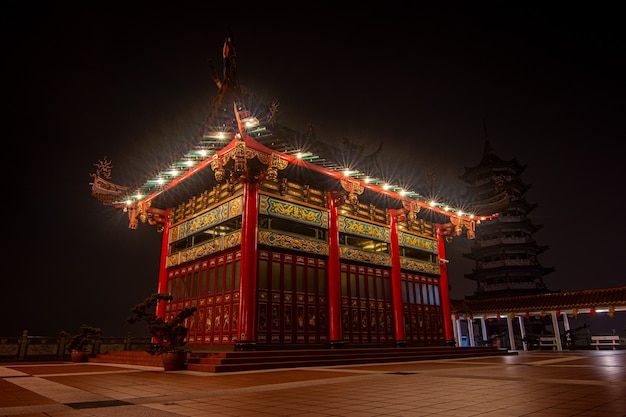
[340,179,363,208]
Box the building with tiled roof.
[450,286,626,350]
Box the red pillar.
[155,210,171,319]
[236,181,259,350]
[388,209,406,346]
[436,224,455,345]
[327,193,343,347]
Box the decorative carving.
[340,179,363,209]
[89,157,130,204]
[401,201,420,223]
[266,99,280,126]
[232,141,247,178]
[258,152,287,181]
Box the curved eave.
[464,265,555,281]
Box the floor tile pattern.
[1,350,624,417]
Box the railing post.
[59,332,68,360]
[93,337,102,356]
[124,332,132,350]
[18,330,28,360]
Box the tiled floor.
[1,350,624,417]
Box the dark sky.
[3,4,624,337]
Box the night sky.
[4,4,624,337]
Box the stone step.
[187,346,513,373]
[89,350,163,367]
[90,346,514,373]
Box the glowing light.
[157,178,165,185]
[429,200,436,207]
[185,160,193,166]
[382,183,390,190]
[169,170,179,176]
[343,169,352,177]
[243,116,259,128]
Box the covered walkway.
[450,286,626,351]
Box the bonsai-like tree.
[61,324,103,352]
[127,293,197,355]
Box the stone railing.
[0,330,152,362]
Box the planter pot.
[71,350,89,363]
[161,351,187,371]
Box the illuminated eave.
[112,114,498,224]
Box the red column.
[436,224,455,345]
[155,210,171,319]
[237,181,259,350]
[327,193,343,347]
[388,209,406,346]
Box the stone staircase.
[90,350,163,367]
[91,346,515,373]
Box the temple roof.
[450,286,626,314]
[90,35,500,230]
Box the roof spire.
[222,29,237,86]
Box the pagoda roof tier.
[464,265,555,281]
[462,243,551,260]
[474,218,544,233]
[503,198,539,213]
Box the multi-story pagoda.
[459,124,554,300]
[90,36,495,350]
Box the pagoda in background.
[459,122,554,300]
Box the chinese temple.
[89,35,501,351]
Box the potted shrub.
[127,293,197,371]
[60,324,103,362]
[480,333,504,349]
[561,323,590,350]
[522,333,540,350]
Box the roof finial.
[223,30,237,84]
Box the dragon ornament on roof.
[89,157,129,205]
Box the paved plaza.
[1,350,624,417]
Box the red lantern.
[454,314,460,320]
[469,314,474,320]
[496,313,501,320]
[556,309,561,317]
[589,306,595,317]
[525,312,530,319]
